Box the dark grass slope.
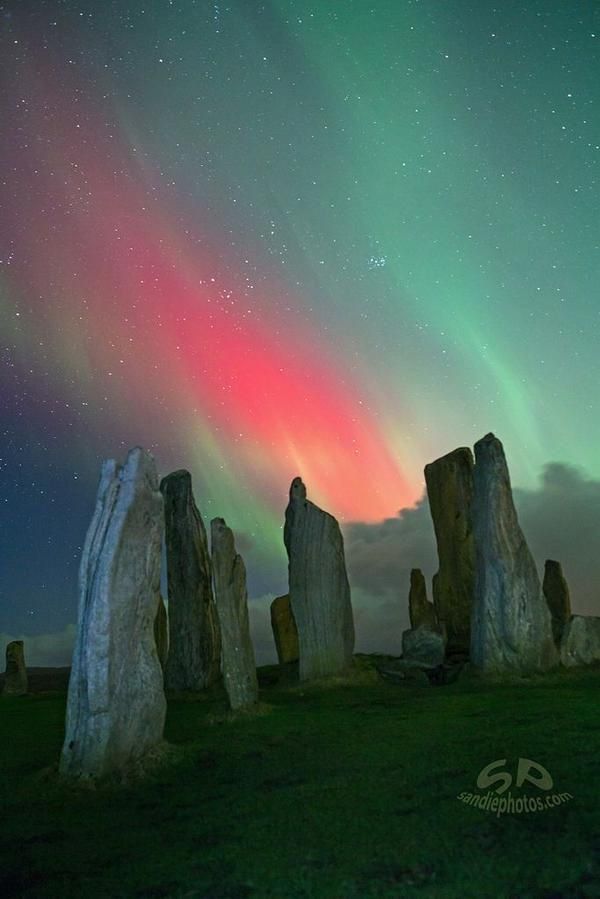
[0,658,599,899]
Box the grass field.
[0,658,599,899]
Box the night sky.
[1,1,599,665]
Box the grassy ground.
[0,657,599,899]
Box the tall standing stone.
[424,447,475,655]
[470,433,558,673]
[408,569,438,632]
[154,593,169,672]
[160,470,221,691]
[284,477,355,681]
[60,448,166,780]
[543,560,572,647]
[2,641,28,696]
[270,594,299,681]
[211,517,258,710]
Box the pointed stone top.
[473,432,506,462]
[120,447,158,490]
[160,469,192,492]
[289,476,307,503]
[211,517,235,555]
[159,470,196,514]
[424,446,473,474]
[161,468,191,482]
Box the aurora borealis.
[1,1,599,655]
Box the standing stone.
[560,616,600,667]
[160,470,221,691]
[424,447,475,655]
[2,641,28,696]
[470,433,558,674]
[408,569,438,631]
[284,477,355,681]
[543,560,572,647]
[154,593,169,672]
[402,626,446,667]
[60,448,166,780]
[211,518,258,710]
[270,594,299,664]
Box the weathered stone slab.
[60,447,166,780]
[408,568,438,631]
[211,517,258,710]
[424,447,475,655]
[2,640,28,696]
[270,594,299,665]
[161,470,221,691]
[470,433,558,674]
[154,593,169,672]
[377,659,465,686]
[543,560,572,647]
[284,477,355,681]
[560,616,600,667]
[402,626,446,667]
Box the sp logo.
[476,758,553,795]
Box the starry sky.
[1,1,599,662]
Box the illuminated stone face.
[60,447,166,780]
[284,478,355,681]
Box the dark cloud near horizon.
[513,463,600,616]
[343,495,437,601]
[343,462,600,624]
[4,461,599,667]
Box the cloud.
[340,462,600,658]
[247,589,408,664]
[0,624,76,668]
[7,462,598,670]
[513,463,600,617]
[343,494,438,599]
[350,589,408,656]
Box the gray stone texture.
[284,477,355,681]
[161,470,221,691]
[424,447,475,655]
[211,517,258,710]
[543,560,572,647]
[408,568,438,631]
[560,616,600,667]
[402,626,446,667]
[60,447,166,780]
[470,433,558,673]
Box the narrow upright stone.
[270,594,299,665]
[211,517,258,710]
[160,470,221,691]
[408,569,438,632]
[154,593,169,672]
[424,447,475,655]
[60,448,166,780]
[470,434,558,673]
[543,560,572,647]
[284,477,355,681]
[2,641,28,696]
